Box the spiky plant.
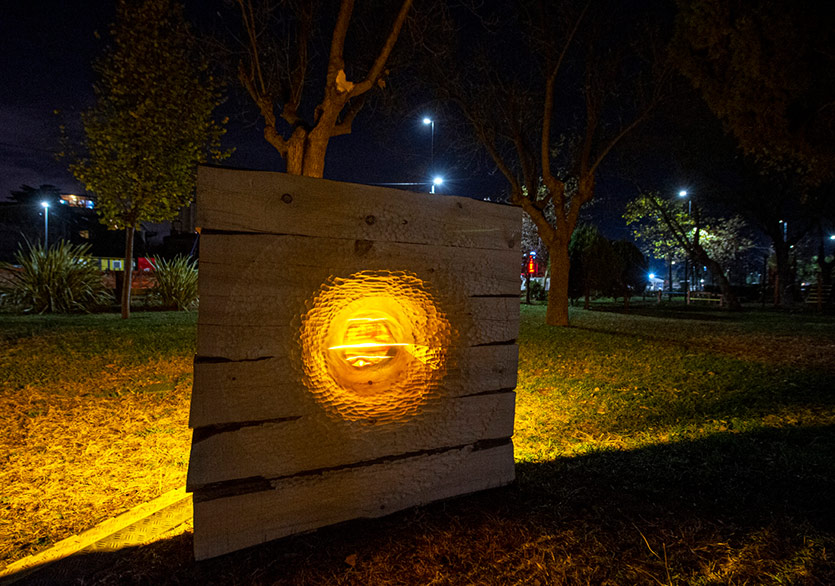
[149,255,198,310]
[0,241,110,313]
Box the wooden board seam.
[458,387,516,398]
[472,339,517,347]
[194,355,273,365]
[199,227,520,253]
[190,437,513,500]
[189,388,517,435]
[192,415,302,443]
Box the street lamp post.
[678,190,691,301]
[41,201,49,249]
[423,117,436,193]
[422,117,434,170]
[668,257,673,300]
[679,190,690,214]
[431,176,443,194]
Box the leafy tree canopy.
[610,240,649,300]
[624,195,692,261]
[63,0,230,318]
[625,192,751,309]
[624,193,754,268]
[66,0,229,231]
[673,0,835,183]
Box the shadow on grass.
[589,302,740,322]
[10,425,835,585]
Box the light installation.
[299,270,452,424]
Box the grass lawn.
[1,302,834,584]
[0,312,196,567]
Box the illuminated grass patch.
[1,303,834,584]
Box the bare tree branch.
[541,1,589,189]
[327,0,354,83]
[350,0,413,96]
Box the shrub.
[150,255,199,310]
[0,241,110,313]
[526,279,548,301]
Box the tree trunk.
[121,226,135,319]
[773,239,795,306]
[546,242,571,326]
[284,129,328,179]
[525,272,531,305]
[302,138,328,178]
[816,239,833,287]
[692,245,742,311]
[285,128,307,175]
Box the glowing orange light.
[329,314,407,367]
[299,271,453,424]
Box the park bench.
[805,284,832,309]
[689,291,723,305]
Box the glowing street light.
[431,176,443,194]
[41,201,49,249]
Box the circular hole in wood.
[299,271,452,423]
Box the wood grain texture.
[190,344,518,428]
[198,232,521,298]
[187,391,515,490]
[192,441,514,560]
[196,166,521,251]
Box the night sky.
[1,1,644,247]
[1,1,108,200]
[0,1,509,202]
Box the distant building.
[59,193,95,209]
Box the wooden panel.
[198,232,521,298]
[189,169,520,560]
[196,297,519,360]
[196,167,521,251]
[187,391,515,490]
[192,441,514,560]
[190,344,518,428]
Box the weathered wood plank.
[196,167,521,251]
[192,441,514,560]
[190,344,518,428]
[198,232,521,298]
[196,294,519,360]
[197,293,519,328]
[186,391,515,490]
